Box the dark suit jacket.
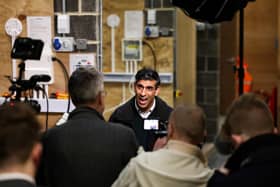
[0,179,35,187]
[37,107,138,187]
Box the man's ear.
[155,86,160,96]
[31,143,42,168]
[273,127,279,134]
[167,121,174,139]
[97,92,103,105]
[231,134,243,148]
[96,92,105,113]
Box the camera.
[2,37,45,113]
[11,37,44,60]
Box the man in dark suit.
[109,68,172,151]
[0,102,42,187]
[37,67,138,187]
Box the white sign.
[124,11,143,39]
[69,53,96,74]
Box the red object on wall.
[235,57,253,96]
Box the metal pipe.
[62,0,66,13]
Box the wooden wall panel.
[278,0,280,127]
[102,0,144,72]
[0,0,62,129]
[0,0,175,127]
[0,0,54,94]
[219,18,238,114]
[244,0,278,92]
[103,0,174,119]
[175,9,196,105]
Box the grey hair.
[68,67,104,106]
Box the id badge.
[144,119,159,130]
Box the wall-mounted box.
[122,39,143,61]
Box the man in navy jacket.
[208,93,280,187]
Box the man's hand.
[153,137,168,151]
[218,167,230,175]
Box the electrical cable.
[34,85,49,131]
[142,40,157,70]
[43,89,49,131]
[51,57,71,113]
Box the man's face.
[134,79,159,112]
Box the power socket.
[144,25,159,38]
[76,39,87,50]
[53,37,74,52]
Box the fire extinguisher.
[234,57,253,96]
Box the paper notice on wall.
[27,16,52,54]
[26,16,53,84]
[124,11,143,39]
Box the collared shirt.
[135,98,156,119]
[0,172,35,184]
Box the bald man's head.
[168,105,206,144]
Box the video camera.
[11,37,44,60]
[3,37,48,113]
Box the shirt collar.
[0,172,35,184]
[135,98,156,119]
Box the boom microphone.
[30,74,51,83]
[17,74,51,90]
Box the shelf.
[0,97,74,113]
[103,72,173,83]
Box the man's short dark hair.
[0,102,41,166]
[135,68,160,88]
[69,67,104,106]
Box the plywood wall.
[0,0,175,126]
[0,0,54,94]
[243,0,278,125]
[244,0,278,92]
[102,0,174,119]
[277,1,280,128]
[174,9,196,105]
[0,0,63,129]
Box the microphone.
[18,74,51,90]
[29,74,51,83]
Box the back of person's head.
[169,105,206,144]
[223,93,274,138]
[135,68,160,88]
[69,67,104,107]
[0,102,41,167]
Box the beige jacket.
[112,140,214,187]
